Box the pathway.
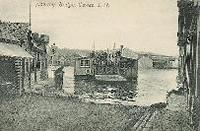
[132,92,193,131]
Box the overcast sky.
[0,0,178,55]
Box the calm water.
[135,69,177,105]
[63,67,177,106]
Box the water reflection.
[74,79,137,101]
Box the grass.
[147,109,192,131]
[146,93,193,131]
[0,94,148,131]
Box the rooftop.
[0,42,33,58]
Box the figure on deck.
[54,66,65,90]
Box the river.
[62,66,177,106]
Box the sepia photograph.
[0,0,199,130]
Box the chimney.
[120,45,124,53]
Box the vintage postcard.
[0,0,199,130]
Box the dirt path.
[134,93,193,131]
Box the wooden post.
[131,61,134,79]
[21,58,25,93]
[40,53,48,80]
[34,52,37,83]
[28,58,31,89]
[74,59,76,76]
[18,58,22,96]
[39,54,41,80]
[196,20,200,98]
[45,54,47,79]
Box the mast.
[29,0,32,29]
[92,40,96,51]
[113,42,116,50]
[27,0,32,50]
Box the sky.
[0,0,179,56]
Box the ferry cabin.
[74,48,138,81]
[74,56,95,76]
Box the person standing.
[54,66,64,90]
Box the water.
[135,69,177,106]
[62,66,177,106]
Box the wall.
[0,21,49,94]
[153,60,168,69]
[177,1,200,129]
[120,59,138,79]
[96,65,118,75]
[0,57,17,94]
[14,58,32,94]
[138,56,153,70]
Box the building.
[0,39,33,95]
[48,43,68,67]
[74,46,138,81]
[118,47,138,80]
[0,21,49,94]
[138,55,153,70]
[136,51,178,70]
[74,55,95,76]
[47,43,70,79]
[30,32,49,83]
[177,0,200,129]
[151,55,170,69]
[150,55,178,69]
[171,58,179,68]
